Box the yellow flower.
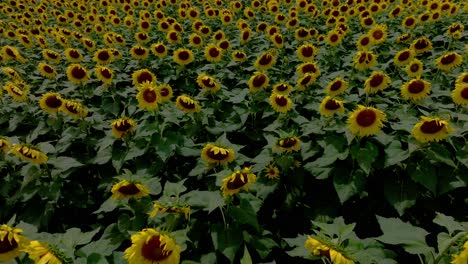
[254,49,277,71]
[452,83,468,105]
[435,52,463,72]
[296,43,318,62]
[136,82,159,111]
[149,202,190,220]
[368,24,387,44]
[276,136,301,153]
[93,48,114,65]
[151,43,168,58]
[325,30,343,46]
[1,66,22,80]
[0,137,11,153]
[173,48,194,66]
[39,92,63,114]
[188,33,204,48]
[37,62,58,79]
[396,33,412,43]
[394,49,415,67]
[9,144,48,165]
[166,30,181,45]
[124,228,181,264]
[356,34,373,51]
[0,224,29,262]
[204,43,223,63]
[111,117,137,139]
[405,59,424,78]
[353,51,377,71]
[410,37,433,54]
[272,82,294,95]
[347,105,386,137]
[231,50,247,62]
[319,96,345,117]
[455,72,468,86]
[41,49,61,63]
[196,74,221,93]
[111,180,150,200]
[296,74,317,91]
[305,236,355,264]
[3,82,28,102]
[451,241,468,264]
[364,71,391,94]
[132,69,157,88]
[201,143,235,166]
[269,93,292,113]
[64,48,83,63]
[130,45,149,61]
[66,64,89,85]
[326,77,348,97]
[60,100,88,119]
[95,66,114,86]
[401,79,431,101]
[248,71,270,93]
[221,167,256,197]
[175,95,201,114]
[296,62,320,77]
[24,241,69,264]
[411,116,454,143]
[156,84,173,103]
[264,165,280,180]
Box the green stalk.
[432,231,467,264]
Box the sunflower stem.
[432,231,467,264]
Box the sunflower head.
[39,92,63,114]
[405,59,424,78]
[93,48,114,65]
[452,83,468,105]
[364,71,391,94]
[132,68,157,87]
[0,224,29,262]
[353,51,377,71]
[0,137,11,153]
[196,74,221,93]
[264,165,280,180]
[137,82,160,111]
[401,79,431,101]
[24,241,72,264]
[305,236,355,264]
[248,71,270,93]
[124,228,181,264]
[66,64,89,84]
[111,117,137,139]
[130,45,149,60]
[272,82,294,95]
[411,116,454,143]
[156,84,173,103]
[173,48,194,66]
[411,37,433,54]
[175,95,201,113]
[394,49,415,67]
[231,50,247,62]
[201,143,235,166]
[435,52,463,72]
[9,144,48,165]
[276,136,301,153]
[296,43,318,62]
[319,96,345,117]
[37,62,57,79]
[269,93,293,113]
[347,105,386,137]
[149,201,191,220]
[151,42,168,58]
[326,77,348,96]
[221,167,257,197]
[111,180,150,199]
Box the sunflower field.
[1,0,468,263]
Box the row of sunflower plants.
[1,0,468,263]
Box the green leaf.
[77,238,120,257]
[93,146,112,165]
[351,141,379,175]
[163,180,187,197]
[383,176,418,216]
[211,223,243,261]
[385,141,410,167]
[303,164,333,179]
[240,246,253,264]
[230,197,260,232]
[376,216,431,255]
[456,144,468,167]
[409,159,437,194]
[48,156,84,171]
[426,144,456,168]
[182,190,224,213]
[333,168,366,204]
[93,198,118,214]
[284,235,311,258]
[62,227,100,249]
[433,212,468,235]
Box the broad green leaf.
[385,141,410,167]
[409,159,437,194]
[351,141,379,175]
[333,168,366,204]
[230,197,260,231]
[163,180,187,197]
[77,238,120,257]
[240,246,253,264]
[182,190,224,213]
[93,198,118,214]
[433,212,468,235]
[376,216,431,255]
[426,144,456,168]
[62,227,100,249]
[284,235,311,258]
[303,164,333,179]
[383,176,418,216]
[211,223,243,261]
[48,156,83,171]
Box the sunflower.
[166,30,181,45]
[196,74,221,93]
[435,52,463,72]
[296,62,320,77]
[201,143,235,166]
[410,37,432,54]
[347,105,385,137]
[0,137,11,153]
[3,82,28,102]
[452,83,468,105]
[66,64,89,84]
[451,241,468,264]
[319,96,345,117]
[60,99,88,119]
[402,16,417,29]
[39,92,63,114]
[221,167,256,197]
[296,43,318,62]
[396,33,412,43]
[276,136,301,153]
[368,24,387,44]
[360,16,375,28]
[364,71,391,94]
[296,74,317,90]
[269,93,293,113]
[82,37,96,52]
[456,73,468,86]
[93,48,113,65]
[204,43,223,63]
[111,117,137,139]
[37,62,57,79]
[405,59,424,78]
[231,50,247,62]
[326,77,348,96]
[151,43,168,58]
[264,165,280,180]
[24,241,71,264]
[0,224,29,262]
[95,66,114,86]
[356,34,373,51]
[9,144,48,164]
[411,116,454,143]
[156,84,173,103]
[173,48,194,66]
[134,32,150,44]
[42,49,61,63]
[447,23,464,39]
[353,51,377,70]
[248,71,270,93]
[394,49,415,67]
[124,228,181,264]
[130,46,149,61]
[272,82,293,95]
[305,236,355,264]
[254,50,277,70]
[150,202,191,219]
[137,82,159,111]
[64,48,83,63]
[189,33,204,48]
[294,27,311,41]
[132,69,157,87]
[111,180,150,200]
[325,30,342,46]
[401,78,431,101]
[175,95,201,113]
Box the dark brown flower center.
[372,30,383,40]
[356,109,377,127]
[143,88,157,103]
[226,172,248,189]
[160,87,170,97]
[300,46,314,57]
[275,96,287,106]
[202,78,216,88]
[45,95,62,108]
[275,35,283,44]
[440,54,456,65]
[137,72,153,84]
[414,39,428,50]
[330,34,339,42]
[408,80,424,94]
[298,29,308,37]
[252,75,266,87]
[19,146,36,159]
[65,103,79,114]
[209,47,220,58]
[398,51,410,61]
[71,66,86,79]
[460,87,468,100]
[138,33,148,40]
[330,81,342,91]
[169,32,178,41]
[325,99,340,110]
[100,68,112,79]
[207,147,229,160]
[178,98,195,109]
[360,37,370,46]
[300,75,312,85]
[235,52,245,59]
[134,47,146,56]
[420,120,444,134]
[98,50,110,61]
[364,17,373,26]
[118,183,140,195]
[410,63,420,72]
[302,64,317,73]
[115,120,132,131]
[178,51,190,60]
[155,45,166,53]
[242,31,250,40]
[43,65,54,74]
[259,54,272,65]
[405,18,415,26]
[276,84,288,91]
[141,21,150,29]
[369,74,384,87]
[280,138,297,148]
[219,41,229,49]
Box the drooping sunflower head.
[364,71,391,94]
[326,77,348,96]
[24,241,72,264]
[396,33,412,43]
[435,51,463,72]
[0,137,11,153]
[111,117,137,139]
[174,95,201,113]
[319,96,345,117]
[3,82,28,102]
[276,136,301,153]
[401,78,431,101]
[132,68,157,88]
[111,180,150,200]
[347,105,386,137]
[196,74,221,93]
[149,201,191,220]
[124,228,181,264]
[37,62,57,79]
[0,224,29,262]
[9,144,48,165]
[60,99,88,119]
[201,143,235,166]
[66,64,89,84]
[305,236,354,264]
[173,48,194,66]
[39,92,63,114]
[221,167,257,197]
[1,66,22,81]
[411,116,454,143]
